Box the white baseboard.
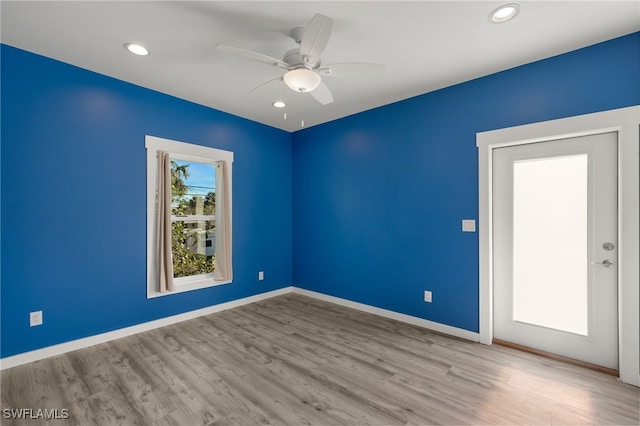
[292,288,480,342]
[1,286,479,370]
[0,287,293,370]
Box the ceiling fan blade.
[216,44,290,69]
[299,13,333,60]
[310,81,334,105]
[247,76,284,95]
[317,62,386,77]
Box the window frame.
[146,135,233,298]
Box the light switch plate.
[462,219,476,232]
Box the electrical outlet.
[462,219,476,232]
[258,271,264,281]
[424,291,432,303]
[30,311,43,327]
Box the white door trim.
[477,106,640,386]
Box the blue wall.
[291,32,640,332]
[2,32,639,358]
[1,45,293,358]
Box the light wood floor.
[2,294,638,425]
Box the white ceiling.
[2,1,639,132]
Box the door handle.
[591,259,614,268]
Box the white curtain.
[214,160,232,281]
[157,151,174,292]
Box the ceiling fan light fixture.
[272,100,286,108]
[284,68,321,93]
[124,42,149,56]
[489,3,520,23]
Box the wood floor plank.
[167,323,336,425]
[103,338,176,421]
[2,293,638,425]
[134,329,268,424]
[49,355,98,426]
[192,311,402,424]
[243,300,454,380]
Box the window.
[146,136,233,298]
[512,154,588,335]
[170,158,216,278]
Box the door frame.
[476,106,639,386]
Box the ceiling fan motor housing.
[284,48,321,69]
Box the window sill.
[147,277,232,299]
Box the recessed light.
[272,100,286,108]
[124,43,149,56]
[489,3,520,23]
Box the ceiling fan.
[216,13,385,105]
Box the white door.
[493,131,618,369]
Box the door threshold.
[492,338,619,377]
